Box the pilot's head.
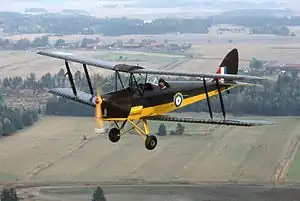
[158,78,166,89]
[158,78,165,83]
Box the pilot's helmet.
[158,78,165,83]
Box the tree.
[14,39,30,50]
[249,57,263,69]
[92,186,106,201]
[1,188,19,201]
[3,117,14,136]
[157,123,167,136]
[175,123,185,135]
[81,38,95,48]
[32,36,49,47]
[169,130,176,136]
[54,39,66,48]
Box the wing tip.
[36,50,75,56]
[239,120,276,126]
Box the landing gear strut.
[110,119,158,150]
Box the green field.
[286,145,300,182]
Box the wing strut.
[203,78,213,119]
[82,64,94,96]
[65,60,77,96]
[115,71,118,91]
[216,79,226,120]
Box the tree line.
[2,65,300,121]
[0,12,211,35]
[0,186,107,201]
[0,102,38,138]
[1,12,300,36]
[157,123,186,136]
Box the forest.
[0,101,38,137]
[0,13,211,35]
[0,12,299,36]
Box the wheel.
[108,127,121,143]
[145,135,157,150]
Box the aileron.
[37,50,116,70]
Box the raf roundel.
[173,93,183,107]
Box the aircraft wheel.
[145,135,157,150]
[108,127,121,143]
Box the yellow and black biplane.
[36,48,274,150]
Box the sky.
[0,0,298,16]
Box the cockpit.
[158,78,170,90]
[125,75,170,95]
[136,78,170,91]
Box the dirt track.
[16,183,300,201]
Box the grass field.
[0,115,299,185]
[286,141,300,182]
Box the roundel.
[173,93,183,107]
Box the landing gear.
[108,127,121,143]
[145,135,157,150]
[110,119,159,150]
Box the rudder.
[216,48,239,75]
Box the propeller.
[95,88,105,134]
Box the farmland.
[2,33,300,80]
[0,50,184,79]
[1,32,300,189]
[0,115,299,185]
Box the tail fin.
[216,48,239,78]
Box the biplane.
[36,48,274,150]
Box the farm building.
[264,62,300,77]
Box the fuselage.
[101,80,235,120]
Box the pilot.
[158,78,168,89]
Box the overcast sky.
[0,0,297,15]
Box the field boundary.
[273,136,300,184]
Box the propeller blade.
[95,89,104,134]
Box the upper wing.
[36,50,145,72]
[146,115,275,126]
[37,50,266,81]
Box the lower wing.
[47,88,274,126]
[146,115,275,126]
[48,88,95,106]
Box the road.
[16,183,300,201]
